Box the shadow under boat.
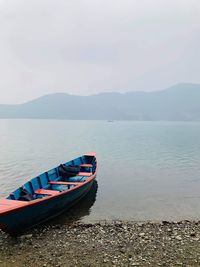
[38,179,98,228]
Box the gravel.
[0,220,200,266]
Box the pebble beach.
[1,220,200,267]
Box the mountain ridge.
[0,83,200,121]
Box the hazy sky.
[0,0,200,104]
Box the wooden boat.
[0,152,97,234]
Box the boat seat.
[34,189,60,196]
[80,164,93,168]
[48,181,82,191]
[48,181,82,185]
[67,174,90,182]
[67,172,92,182]
[77,172,92,177]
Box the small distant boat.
[0,152,97,234]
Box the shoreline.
[1,220,200,266]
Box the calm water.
[0,119,200,223]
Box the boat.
[0,152,97,234]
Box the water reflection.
[47,180,98,226]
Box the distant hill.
[0,83,200,121]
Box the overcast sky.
[0,0,199,104]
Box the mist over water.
[0,119,200,222]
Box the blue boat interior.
[7,155,96,201]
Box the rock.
[162,221,170,225]
[19,234,33,240]
[175,236,182,241]
[120,248,126,254]
[139,233,145,237]
[192,237,199,241]
[190,232,196,237]
[167,228,172,232]
[131,263,140,266]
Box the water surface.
[0,119,200,222]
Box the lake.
[0,119,200,223]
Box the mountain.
[0,83,200,121]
